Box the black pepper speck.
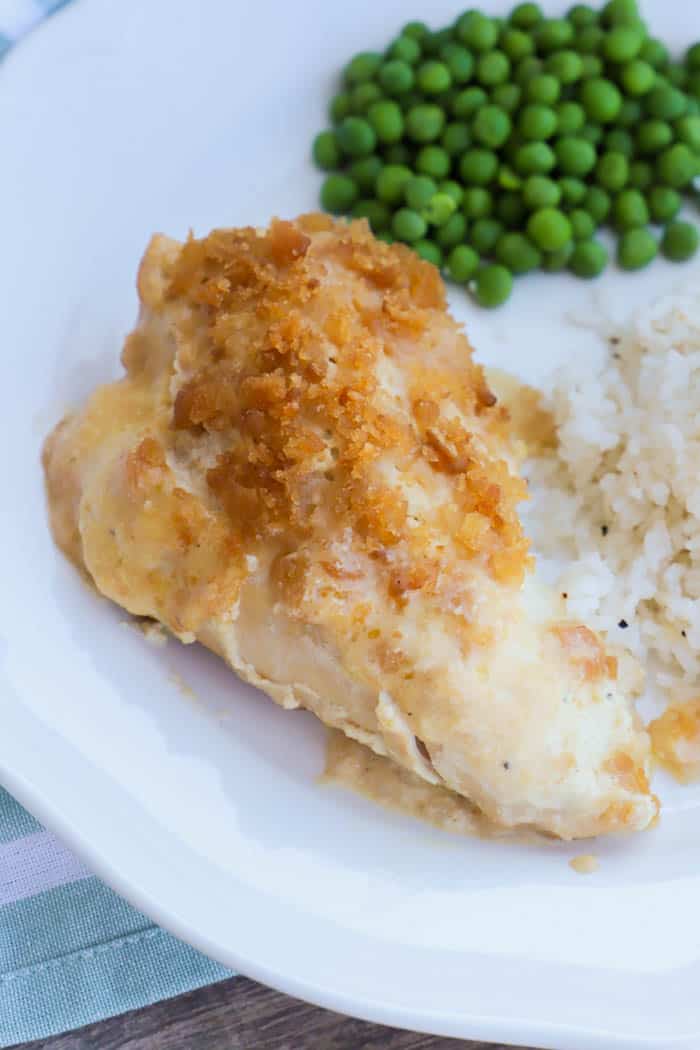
[618,619,628,629]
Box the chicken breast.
[43,214,657,839]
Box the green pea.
[367,101,404,144]
[495,231,541,273]
[376,164,412,204]
[320,174,358,213]
[438,180,463,205]
[462,187,493,218]
[442,122,472,155]
[619,60,655,97]
[378,60,415,96]
[618,228,657,270]
[569,239,608,277]
[424,192,457,225]
[383,143,411,165]
[312,130,341,170]
[580,123,604,145]
[583,185,611,222]
[474,264,514,307]
[470,218,504,253]
[535,18,574,53]
[510,3,544,30]
[348,156,383,192]
[560,176,588,204]
[414,239,443,267]
[417,60,452,95]
[460,148,500,184]
[351,199,391,232]
[456,11,499,52]
[525,74,560,105]
[546,50,583,84]
[527,207,573,251]
[578,26,605,55]
[336,116,376,157]
[636,120,672,155]
[350,83,383,114]
[580,54,604,79]
[647,185,681,223]
[392,207,428,242]
[613,188,649,229]
[405,104,445,142]
[405,175,438,210]
[514,141,555,175]
[523,174,561,209]
[330,92,352,123]
[581,78,622,123]
[645,84,687,120]
[639,37,669,69]
[498,164,522,190]
[675,115,700,151]
[421,29,453,57]
[657,143,698,188]
[602,0,643,26]
[440,43,475,84]
[414,146,449,179]
[500,28,534,62]
[555,137,597,175]
[515,56,544,85]
[687,98,700,115]
[387,35,422,65]
[556,101,585,135]
[604,129,634,156]
[491,83,522,113]
[666,64,687,89]
[447,244,480,282]
[476,51,511,87]
[345,52,382,85]
[687,73,700,101]
[569,208,596,240]
[603,25,644,63]
[473,105,512,147]
[567,5,598,28]
[596,151,629,191]
[616,98,642,126]
[661,221,699,261]
[541,245,573,270]
[496,192,527,228]
[628,161,653,190]
[518,103,557,141]
[452,86,488,119]
[436,212,468,248]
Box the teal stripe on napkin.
[0,790,41,845]
[0,925,228,1047]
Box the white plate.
[2,1,700,1046]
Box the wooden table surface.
[16,978,541,1050]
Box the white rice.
[524,291,700,699]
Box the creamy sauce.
[322,731,544,844]
[649,698,700,783]
[485,367,556,456]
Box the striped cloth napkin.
[0,5,231,1045]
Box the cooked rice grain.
[525,293,700,697]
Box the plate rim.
[2,2,699,1047]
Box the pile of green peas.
[312,0,700,308]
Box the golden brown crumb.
[165,216,530,596]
